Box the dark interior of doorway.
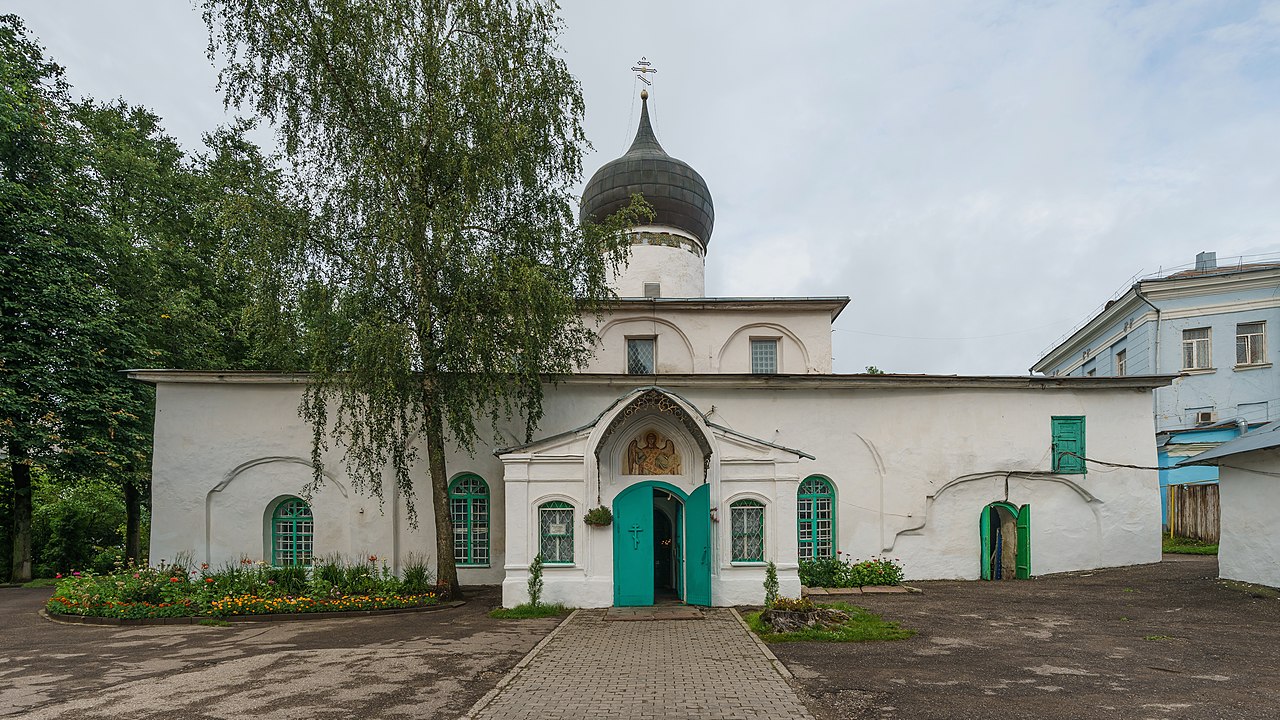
[654,504,680,603]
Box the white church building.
[133,93,1169,608]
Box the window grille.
[449,474,490,566]
[627,338,655,374]
[1237,322,1266,365]
[272,498,314,567]
[797,476,835,560]
[730,499,765,562]
[539,501,574,564]
[1182,328,1211,370]
[750,339,778,374]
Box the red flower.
[169,577,181,583]
[205,578,215,583]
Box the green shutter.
[979,507,993,581]
[1016,504,1032,579]
[1051,416,1086,474]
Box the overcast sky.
[14,1,1280,374]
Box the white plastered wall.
[1217,450,1280,589]
[148,377,1162,604]
[584,307,835,374]
[609,225,705,298]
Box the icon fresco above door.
[626,430,682,475]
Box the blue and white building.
[1032,252,1280,525]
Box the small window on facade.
[539,501,574,564]
[1182,328,1211,370]
[1086,368,1096,377]
[271,498,314,567]
[730,499,765,562]
[627,338,655,374]
[1236,322,1266,366]
[797,476,835,560]
[1115,349,1127,376]
[750,339,778,374]
[449,474,490,567]
[1051,416,1086,474]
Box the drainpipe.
[1134,285,1161,418]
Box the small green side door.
[685,484,712,606]
[613,484,654,606]
[1015,504,1032,579]
[979,506,993,581]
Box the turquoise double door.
[613,481,711,606]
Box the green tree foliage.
[0,15,122,582]
[203,0,649,595]
[1,14,299,580]
[32,472,131,577]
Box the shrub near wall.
[46,555,441,619]
[798,554,905,588]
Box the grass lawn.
[1163,535,1218,555]
[745,602,915,643]
[489,603,573,619]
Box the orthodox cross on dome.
[631,56,657,89]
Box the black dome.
[581,95,715,245]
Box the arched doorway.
[613,480,711,606]
[980,502,1031,580]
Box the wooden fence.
[1168,483,1220,543]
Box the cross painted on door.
[628,523,645,550]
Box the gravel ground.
[773,555,1280,720]
[0,585,555,720]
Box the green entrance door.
[614,483,655,606]
[685,484,712,606]
[980,502,1030,580]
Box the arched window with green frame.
[449,474,490,567]
[271,497,314,567]
[797,475,835,560]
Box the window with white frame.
[1182,328,1212,370]
[538,501,574,564]
[730,499,765,562]
[1237,322,1266,366]
[1115,349,1127,376]
[750,339,778,374]
[627,337,655,374]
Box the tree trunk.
[423,386,459,599]
[123,480,142,565]
[10,454,33,583]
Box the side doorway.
[980,502,1030,580]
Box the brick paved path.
[468,609,815,719]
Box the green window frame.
[797,476,835,560]
[539,501,574,565]
[730,499,766,562]
[271,497,314,567]
[449,474,490,567]
[1051,416,1086,474]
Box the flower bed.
[798,554,904,589]
[45,554,442,620]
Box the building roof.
[580,92,715,245]
[603,296,850,320]
[1181,420,1280,465]
[126,369,1174,391]
[1032,256,1280,374]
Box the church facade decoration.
[626,430,682,475]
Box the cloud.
[18,0,1280,374]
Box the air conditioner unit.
[1195,411,1216,424]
